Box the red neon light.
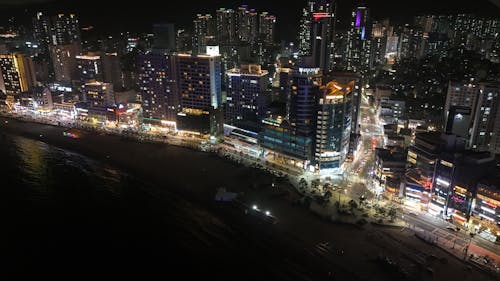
[485,200,497,208]
[371,137,378,150]
[313,13,331,22]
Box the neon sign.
[313,13,331,22]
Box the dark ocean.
[0,132,332,281]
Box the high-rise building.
[175,53,223,138]
[371,19,392,66]
[50,42,80,82]
[258,12,276,44]
[346,6,372,75]
[289,66,322,139]
[298,1,316,56]
[102,52,123,90]
[313,80,354,174]
[445,81,500,153]
[82,81,114,108]
[329,71,361,134]
[32,12,51,54]
[76,53,103,82]
[225,64,269,125]
[193,14,215,54]
[216,8,237,44]
[397,24,424,59]
[470,83,500,153]
[444,81,478,136]
[137,51,177,121]
[298,1,336,72]
[152,23,176,52]
[51,13,81,46]
[0,53,36,96]
[236,5,258,44]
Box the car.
[446,226,459,232]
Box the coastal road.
[2,115,498,281]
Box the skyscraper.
[50,43,81,82]
[314,80,354,173]
[444,81,500,154]
[137,52,177,122]
[236,5,258,44]
[32,12,51,55]
[258,12,276,44]
[175,53,223,138]
[51,13,81,46]
[193,14,215,55]
[225,64,269,125]
[298,0,336,72]
[216,8,237,44]
[0,53,36,96]
[346,5,372,75]
[289,66,322,139]
[470,83,500,153]
[298,1,316,56]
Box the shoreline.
[1,115,496,281]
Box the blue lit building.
[346,5,372,74]
[225,64,269,126]
[259,116,312,164]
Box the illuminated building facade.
[405,132,466,210]
[298,1,315,56]
[429,151,494,220]
[51,13,81,46]
[470,83,500,153]
[236,5,258,44]
[259,116,312,164]
[346,6,372,75]
[225,64,269,125]
[472,176,500,236]
[445,81,500,153]
[374,148,406,188]
[0,53,36,96]
[137,52,177,121]
[82,81,114,108]
[32,12,51,55]
[193,14,215,54]
[175,53,223,138]
[298,0,336,72]
[258,12,276,44]
[50,42,81,82]
[444,82,478,142]
[216,8,237,44]
[76,53,103,82]
[313,80,353,173]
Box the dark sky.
[1,0,499,41]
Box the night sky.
[0,0,499,41]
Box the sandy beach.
[1,116,496,281]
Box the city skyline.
[1,1,500,280]
[1,0,499,41]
